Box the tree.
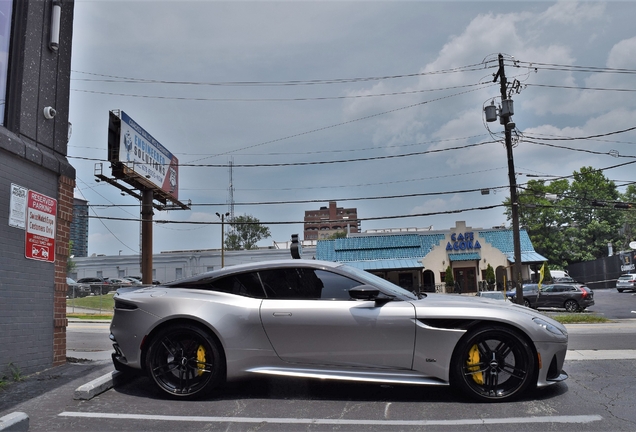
[328,231,347,239]
[67,240,76,275]
[504,166,624,267]
[619,184,636,250]
[224,215,271,250]
[485,264,495,287]
[444,265,454,289]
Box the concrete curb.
[0,412,29,431]
[73,370,123,400]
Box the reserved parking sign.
[25,190,57,263]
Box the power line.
[87,203,506,225]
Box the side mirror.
[349,285,381,300]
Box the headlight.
[533,317,567,336]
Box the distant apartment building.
[304,201,360,240]
[70,198,89,257]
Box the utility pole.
[216,212,230,268]
[490,53,524,305]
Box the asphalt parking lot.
[2,290,635,431]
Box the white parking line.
[58,412,603,426]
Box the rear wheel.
[450,325,536,402]
[617,289,624,293]
[564,299,579,312]
[145,323,225,399]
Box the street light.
[216,212,230,268]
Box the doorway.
[453,267,476,293]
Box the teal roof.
[477,229,535,253]
[342,259,424,270]
[316,234,445,263]
[448,253,481,261]
[316,228,545,268]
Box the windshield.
[339,264,418,300]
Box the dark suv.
[535,283,594,312]
[76,277,111,295]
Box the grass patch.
[66,292,115,313]
[550,313,611,324]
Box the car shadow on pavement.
[112,372,568,404]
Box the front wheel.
[450,325,536,402]
[145,323,225,399]
[523,298,531,308]
[564,299,579,312]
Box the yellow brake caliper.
[467,344,484,385]
[197,345,206,376]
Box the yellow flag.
[538,262,545,290]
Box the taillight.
[580,288,588,299]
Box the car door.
[259,267,416,369]
[537,284,557,308]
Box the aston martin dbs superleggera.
[110,259,568,402]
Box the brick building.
[303,201,360,240]
[0,1,75,375]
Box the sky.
[68,0,636,256]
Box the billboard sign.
[117,111,179,200]
[25,190,57,263]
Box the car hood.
[410,293,567,338]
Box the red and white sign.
[25,190,57,263]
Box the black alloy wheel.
[523,298,531,308]
[145,323,225,399]
[564,299,579,313]
[450,325,536,402]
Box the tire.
[523,298,531,308]
[145,323,225,399]
[564,299,579,313]
[617,289,624,293]
[450,325,536,402]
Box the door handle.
[272,312,292,317]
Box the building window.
[176,268,183,280]
[0,1,13,124]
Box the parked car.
[476,291,508,301]
[106,277,133,288]
[616,274,636,293]
[110,259,568,402]
[76,277,111,295]
[66,277,91,298]
[506,284,539,308]
[535,283,594,312]
[123,277,143,285]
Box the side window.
[314,270,360,299]
[258,268,360,300]
[170,271,266,298]
[210,272,265,298]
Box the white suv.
[616,274,636,293]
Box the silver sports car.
[110,259,568,402]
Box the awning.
[341,258,424,271]
[505,251,548,263]
[448,253,481,262]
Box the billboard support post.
[141,189,154,284]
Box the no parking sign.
[25,190,57,263]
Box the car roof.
[164,259,345,285]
